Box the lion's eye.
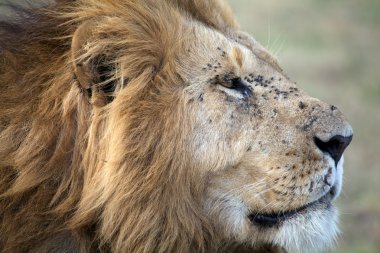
[226,77,253,97]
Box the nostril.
[314,135,353,165]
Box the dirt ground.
[228,0,380,252]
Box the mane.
[0,1,220,252]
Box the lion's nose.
[314,135,353,165]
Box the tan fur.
[0,1,352,253]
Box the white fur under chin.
[273,206,340,253]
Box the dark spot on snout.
[308,181,314,193]
[303,116,317,131]
[323,167,333,186]
[329,185,336,197]
[299,101,307,109]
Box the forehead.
[178,23,281,79]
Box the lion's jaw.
[203,157,346,253]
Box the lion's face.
[175,26,353,251]
[68,4,352,251]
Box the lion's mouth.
[248,186,336,227]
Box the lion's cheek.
[189,113,252,172]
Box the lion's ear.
[71,20,116,105]
[71,21,95,91]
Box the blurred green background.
[1,0,379,252]
[227,0,380,252]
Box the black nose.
[314,135,353,165]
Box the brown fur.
[0,0,352,253]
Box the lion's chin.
[271,203,339,253]
[247,186,340,253]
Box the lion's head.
[0,0,352,252]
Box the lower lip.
[248,187,335,227]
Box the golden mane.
[0,0,242,252]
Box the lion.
[0,0,353,252]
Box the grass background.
[227,0,380,252]
[1,0,379,252]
